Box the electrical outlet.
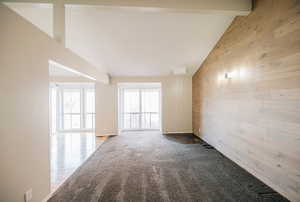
[24,189,32,202]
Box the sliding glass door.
[51,83,95,132]
[85,89,95,129]
[62,89,81,130]
[123,89,140,129]
[119,84,161,131]
[141,89,160,129]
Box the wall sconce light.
[224,72,232,79]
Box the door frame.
[51,82,96,133]
[118,82,162,132]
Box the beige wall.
[0,4,106,202]
[192,0,300,201]
[96,76,192,136]
[50,76,192,136]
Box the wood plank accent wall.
[192,0,300,201]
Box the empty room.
[0,0,299,202]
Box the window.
[123,89,140,129]
[63,89,81,130]
[118,83,161,131]
[52,83,95,132]
[85,89,95,129]
[141,89,160,129]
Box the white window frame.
[84,88,96,130]
[61,88,82,130]
[118,82,162,132]
[54,82,95,132]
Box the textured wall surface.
[192,0,300,201]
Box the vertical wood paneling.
[192,0,300,201]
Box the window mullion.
[139,89,142,129]
[57,85,95,132]
[61,88,64,131]
[81,88,85,130]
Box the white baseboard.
[96,133,118,137]
[163,131,194,134]
[96,130,119,137]
[42,191,53,202]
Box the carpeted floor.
[48,132,289,202]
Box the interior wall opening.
[48,61,104,192]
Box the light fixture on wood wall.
[224,72,232,79]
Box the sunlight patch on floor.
[50,133,107,191]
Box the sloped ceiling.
[5,3,235,76]
[4,3,53,37]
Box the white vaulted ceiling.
[5,2,235,77]
[65,6,234,76]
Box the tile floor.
[50,133,107,191]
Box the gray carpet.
[48,132,289,202]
